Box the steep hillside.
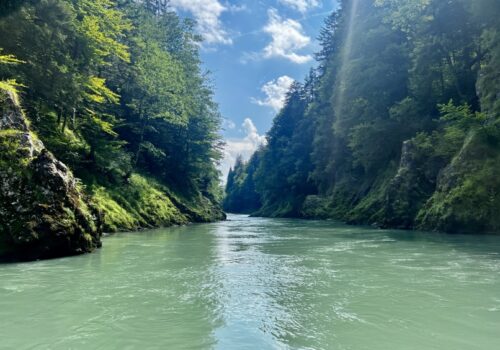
[0,0,225,260]
[224,0,500,234]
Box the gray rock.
[0,90,102,261]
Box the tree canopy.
[0,0,224,227]
[224,0,500,233]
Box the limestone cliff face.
[296,128,500,234]
[0,91,102,261]
[380,140,440,229]
[416,128,500,233]
[372,127,500,234]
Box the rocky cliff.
[0,91,102,261]
[300,126,500,234]
[416,127,500,233]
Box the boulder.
[0,90,102,261]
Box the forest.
[1,0,499,345]
[224,0,500,234]
[0,0,225,260]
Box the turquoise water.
[1,214,499,349]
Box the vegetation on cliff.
[0,90,102,260]
[0,0,225,259]
[224,0,500,234]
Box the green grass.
[90,174,190,232]
[0,129,30,170]
[91,187,137,231]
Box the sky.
[170,0,339,180]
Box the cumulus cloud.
[279,0,321,13]
[220,118,267,182]
[262,9,312,63]
[252,75,294,112]
[170,0,232,45]
[241,118,267,147]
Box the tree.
[0,0,225,215]
[225,0,499,230]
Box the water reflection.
[211,217,291,349]
[0,215,499,350]
[210,215,500,350]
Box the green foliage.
[74,0,131,64]
[0,52,24,65]
[91,186,137,231]
[0,0,225,234]
[253,81,317,217]
[225,0,500,233]
[0,129,28,169]
[0,80,22,105]
[300,195,332,219]
[224,154,262,213]
[85,77,120,105]
[91,174,189,232]
[470,0,500,119]
[417,127,500,233]
[436,102,486,156]
[0,50,24,103]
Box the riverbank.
[0,90,225,262]
[0,1,227,262]
[222,0,499,236]
[226,125,500,235]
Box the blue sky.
[170,0,339,178]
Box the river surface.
[1,215,500,349]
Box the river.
[1,214,499,349]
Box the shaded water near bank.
[1,214,499,349]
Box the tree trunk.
[61,113,68,132]
[57,107,63,125]
[134,117,147,167]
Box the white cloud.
[262,9,313,63]
[252,75,294,112]
[222,118,236,130]
[242,118,267,147]
[279,0,321,13]
[170,0,232,45]
[219,118,267,182]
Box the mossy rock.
[416,128,500,234]
[0,91,102,261]
[301,195,333,219]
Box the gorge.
[0,1,499,348]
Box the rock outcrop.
[416,128,500,233]
[380,140,439,229]
[0,91,102,261]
